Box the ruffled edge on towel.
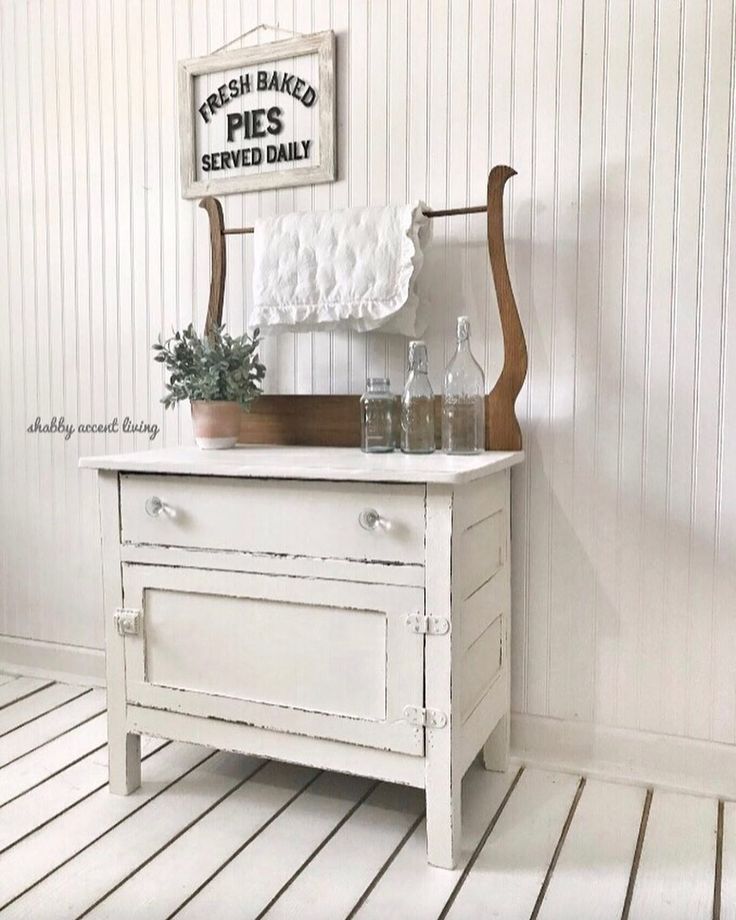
[250,203,431,337]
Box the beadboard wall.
[1,0,735,784]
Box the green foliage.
[153,323,267,409]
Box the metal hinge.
[405,613,450,636]
[403,705,447,729]
[114,607,142,637]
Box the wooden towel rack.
[199,164,528,451]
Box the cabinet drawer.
[121,564,424,755]
[120,474,425,565]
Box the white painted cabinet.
[82,446,523,868]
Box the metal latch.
[403,705,447,729]
[405,614,450,635]
[114,607,142,637]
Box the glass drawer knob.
[145,496,165,517]
[359,508,382,531]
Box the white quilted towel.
[251,203,431,336]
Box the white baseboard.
[0,635,105,686]
[512,711,736,801]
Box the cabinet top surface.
[79,446,524,485]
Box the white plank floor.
[0,675,729,919]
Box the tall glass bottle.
[442,316,485,454]
[401,340,435,453]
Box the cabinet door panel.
[122,565,424,755]
[144,588,385,719]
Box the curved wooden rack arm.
[485,165,527,451]
[200,196,227,338]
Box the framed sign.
[178,30,335,198]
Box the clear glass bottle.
[401,341,435,454]
[442,316,485,454]
[360,378,395,453]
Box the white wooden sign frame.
[178,30,335,198]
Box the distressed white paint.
[94,457,513,868]
[122,563,425,754]
[1,0,735,785]
[118,467,427,561]
[424,482,461,867]
[120,543,426,588]
[81,444,521,483]
[128,698,427,789]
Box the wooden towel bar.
[199,164,528,451]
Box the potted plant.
[153,323,266,449]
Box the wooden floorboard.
[529,777,587,918]
[0,688,106,767]
[0,676,53,709]
[87,760,321,919]
[627,789,719,919]
[0,678,727,919]
[443,768,581,919]
[3,752,266,919]
[0,735,166,853]
[345,811,426,918]
[0,742,208,908]
[718,802,736,920]
[0,683,94,736]
[0,712,108,806]
[354,763,519,919]
[715,800,725,920]
[536,779,648,920]
[621,787,653,920]
[262,781,425,919]
[174,771,375,920]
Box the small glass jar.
[360,378,395,453]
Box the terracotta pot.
[190,400,241,449]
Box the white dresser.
[81,446,523,868]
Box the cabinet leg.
[425,770,462,869]
[482,712,510,772]
[108,722,141,795]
